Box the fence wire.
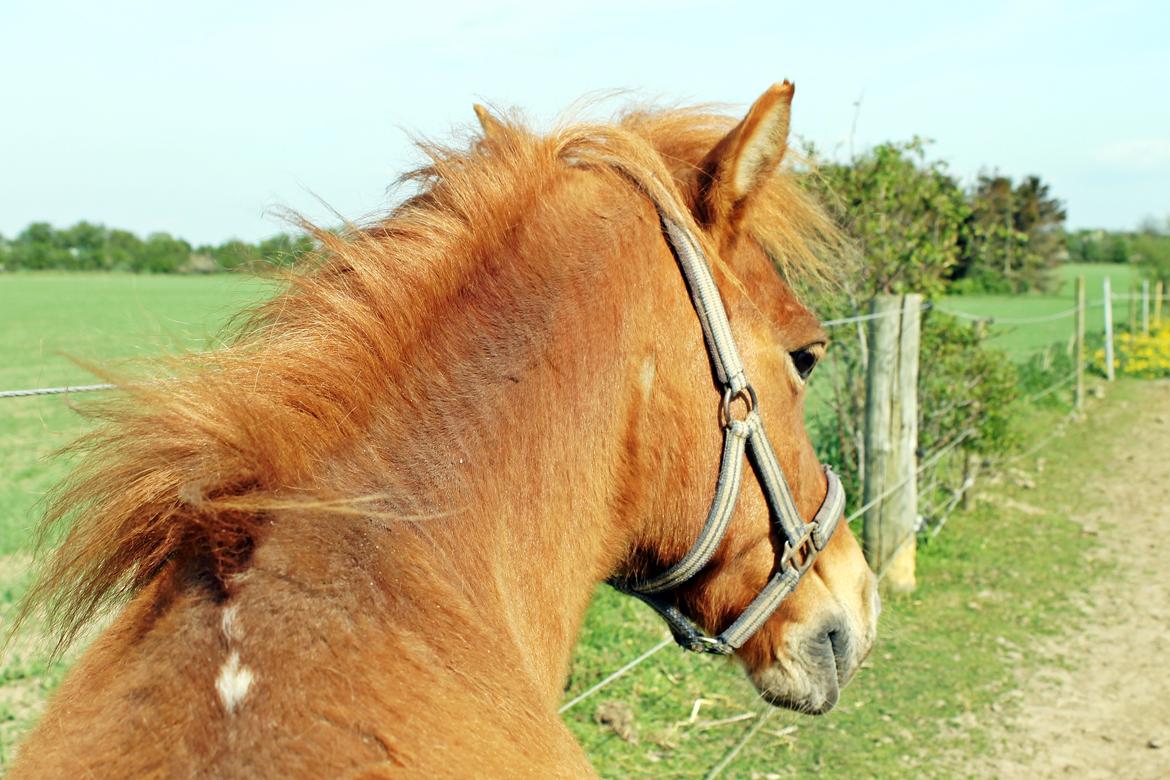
[556,291,1093,777]
[557,638,671,714]
[701,410,1075,778]
[845,429,975,526]
[2,282,1108,778]
[703,706,778,779]
[1025,371,1076,403]
[822,301,932,328]
[0,383,115,399]
[931,304,1079,325]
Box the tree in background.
[106,229,146,271]
[258,233,316,267]
[7,223,70,270]
[204,239,256,271]
[139,233,191,274]
[808,138,969,305]
[1066,217,1170,286]
[1067,230,1132,264]
[1131,216,1170,284]
[954,173,1067,292]
[1015,175,1067,269]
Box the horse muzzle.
[749,581,880,715]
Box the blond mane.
[20,102,843,652]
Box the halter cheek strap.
[611,214,846,656]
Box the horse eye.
[790,347,820,381]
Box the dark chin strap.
[609,211,846,656]
[613,464,844,655]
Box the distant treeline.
[0,222,314,273]
[4,166,1168,288]
[1067,220,1170,283]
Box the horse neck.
[322,170,684,703]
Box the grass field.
[0,270,1138,775]
[937,263,1142,357]
[0,273,273,557]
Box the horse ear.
[473,103,508,144]
[698,82,795,236]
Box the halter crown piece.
[611,204,845,656]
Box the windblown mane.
[19,102,844,652]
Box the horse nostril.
[826,627,853,681]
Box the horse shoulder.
[10,512,595,779]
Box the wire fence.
[703,705,778,780]
[561,424,1077,778]
[554,294,1094,777]
[698,296,1099,774]
[0,292,1132,399]
[550,405,1064,779]
[0,285,1123,778]
[0,383,116,399]
[821,303,930,328]
[931,304,1078,325]
[557,638,672,715]
[1025,371,1075,403]
[551,424,985,722]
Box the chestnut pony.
[11,83,877,778]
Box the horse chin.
[748,638,840,715]
[748,620,869,715]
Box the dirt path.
[980,381,1170,778]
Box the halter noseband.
[611,211,845,655]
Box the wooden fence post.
[1075,276,1085,411]
[1156,281,1165,326]
[1142,280,1150,334]
[862,293,921,592]
[1103,277,1115,382]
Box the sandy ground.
[978,382,1170,779]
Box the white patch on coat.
[216,651,254,714]
[221,605,243,643]
[639,356,656,400]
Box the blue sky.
[2,0,1167,244]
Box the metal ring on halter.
[780,525,818,576]
[719,384,758,428]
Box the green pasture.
[1051,261,1141,298]
[0,273,273,557]
[937,263,1142,358]
[0,271,1127,776]
[0,272,272,391]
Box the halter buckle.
[685,634,735,655]
[780,524,818,576]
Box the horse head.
[542,83,880,714]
